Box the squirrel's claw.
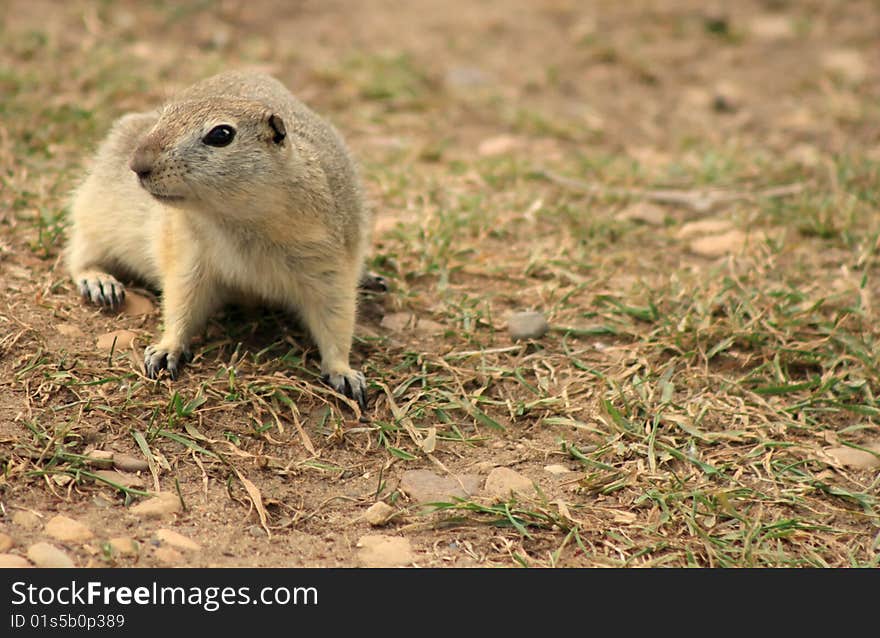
[323,369,368,411]
[358,271,388,293]
[144,345,192,380]
[79,275,126,310]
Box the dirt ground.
[1,0,879,567]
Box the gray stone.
[507,311,549,340]
[399,470,481,504]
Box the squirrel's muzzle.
[129,149,155,180]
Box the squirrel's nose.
[129,150,154,180]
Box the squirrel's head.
[129,97,289,209]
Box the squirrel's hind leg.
[296,277,367,410]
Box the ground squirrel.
[66,70,373,408]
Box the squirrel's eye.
[203,125,236,147]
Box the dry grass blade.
[273,390,316,456]
[232,468,271,538]
[131,430,161,493]
[378,381,427,451]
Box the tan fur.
[67,71,372,406]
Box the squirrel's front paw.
[78,273,126,310]
[322,369,368,410]
[144,345,192,380]
[358,271,388,293]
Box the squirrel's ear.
[267,114,286,145]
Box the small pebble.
[821,49,867,83]
[380,312,415,332]
[84,450,115,467]
[507,311,549,340]
[363,502,395,526]
[826,446,880,469]
[445,66,490,88]
[155,529,201,551]
[12,511,42,530]
[689,230,746,258]
[92,495,115,508]
[544,464,572,475]
[478,134,520,157]
[676,218,733,239]
[107,537,139,557]
[113,453,150,473]
[121,291,155,316]
[748,14,794,41]
[27,542,75,568]
[473,460,497,473]
[0,533,14,552]
[356,535,415,568]
[617,202,667,226]
[56,323,85,337]
[380,312,444,336]
[93,469,145,489]
[484,467,535,501]
[249,525,268,538]
[96,330,136,351]
[130,492,181,519]
[153,546,184,565]
[0,554,32,568]
[45,515,94,543]
[399,470,481,504]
